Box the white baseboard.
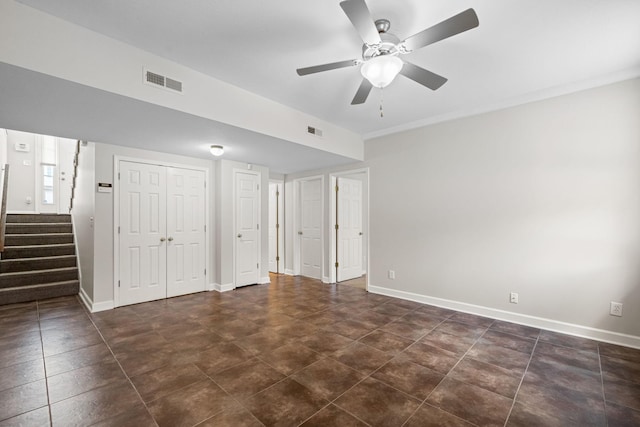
[79,287,114,313]
[214,283,235,292]
[322,276,331,284]
[78,287,92,311]
[284,269,295,276]
[368,284,640,349]
[92,299,115,312]
[259,276,271,285]
[206,282,215,291]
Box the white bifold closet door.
[119,161,205,306]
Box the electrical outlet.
[388,270,395,279]
[610,302,623,317]
[510,292,519,304]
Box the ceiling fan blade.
[351,78,373,104]
[401,8,479,52]
[339,0,381,45]
[296,59,359,76]
[400,62,448,90]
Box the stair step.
[0,255,77,273]
[0,267,78,288]
[6,214,71,224]
[4,233,74,246]
[0,281,80,306]
[1,244,76,259]
[5,223,72,234]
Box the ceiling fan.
[296,0,479,105]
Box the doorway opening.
[268,180,283,274]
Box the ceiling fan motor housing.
[362,28,401,60]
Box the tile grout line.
[402,320,492,427]
[596,343,609,423]
[35,300,54,427]
[82,305,160,427]
[501,332,541,427]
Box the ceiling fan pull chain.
[380,88,384,118]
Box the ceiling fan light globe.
[360,55,403,88]
[210,145,224,156]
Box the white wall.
[92,143,215,307]
[5,130,36,212]
[366,78,640,345]
[72,142,95,302]
[0,129,7,169]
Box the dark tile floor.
[1,274,639,426]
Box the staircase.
[0,214,79,305]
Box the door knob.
[359,232,363,236]
[168,237,173,242]
[298,231,303,235]
[160,237,166,242]
[237,234,242,238]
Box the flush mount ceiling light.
[360,54,403,88]
[210,144,224,156]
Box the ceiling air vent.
[307,126,323,137]
[144,69,183,94]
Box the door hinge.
[335,262,339,268]
[256,224,259,230]
[118,280,120,287]
[276,256,280,261]
[335,185,339,192]
[257,184,260,190]
[335,224,339,230]
[276,191,279,196]
[276,223,279,229]
[204,268,206,276]
[118,226,120,234]
[257,263,259,269]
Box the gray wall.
[72,142,96,301]
[366,77,640,340]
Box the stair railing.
[69,140,82,212]
[0,164,10,252]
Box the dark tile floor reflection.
[1,274,639,426]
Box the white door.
[300,178,322,279]
[235,171,260,287]
[268,183,282,273]
[337,177,363,281]
[166,167,206,297]
[119,161,167,305]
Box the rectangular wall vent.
[307,126,323,137]
[144,69,183,93]
[165,77,182,92]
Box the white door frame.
[292,175,325,281]
[232,168,261,287]
[269,179,284,274]
[329,168,370,288]
[113,155,210,307]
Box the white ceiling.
[15,0,640,139]
[3,0,639,175]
